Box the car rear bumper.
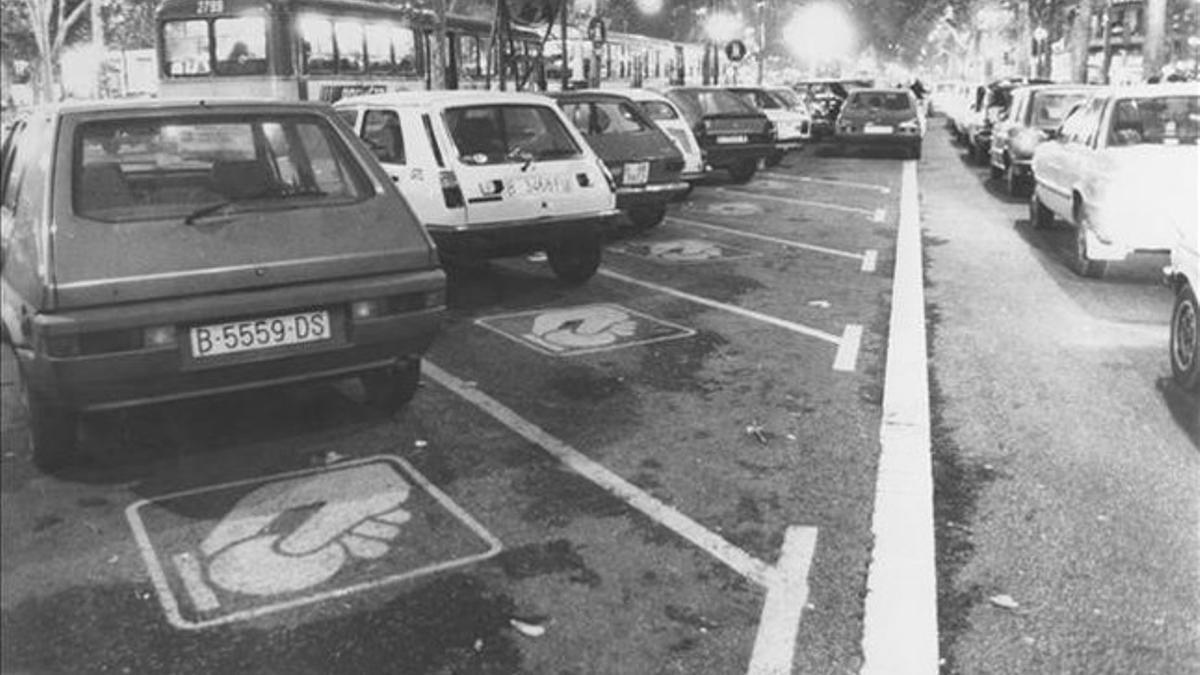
[835,133,921,147]
[615,181,691,209]
[701,143,776,167]
[428,209,623,257]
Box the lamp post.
[756,0,766,85]
[1033,26,1048,78]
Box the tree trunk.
[1099,0,1113,84]
[1142,0,1166,80]
[1070,0,1094,83]
[1015,0,1032,77]
[430,0,448,89]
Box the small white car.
[1029,82,1199,278]
[335,90,621,284]
[607,87,705,185]
[1167,208,1200,391]
[727,86,813,164]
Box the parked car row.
[0,82,828,470]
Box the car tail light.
[142,326,177,349]
[440,170,464,208]
[353,291,446,321]
[898,118,922,134]
[44,334,80,357]
[351,300,383,320]
[78,329,138,354]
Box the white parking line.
[424,361,819,674]
[860,160,938,675]
[424,361,774,586]
[666,215,878,272]
[759,172,892,194]
[597,268,863,372]
[715,187,880,220]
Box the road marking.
[873,208,887,223]
[666,215,877,270]
[860,159,938,675]
[425,362,820,675]
[424,361,775,586]
[715,186,879,219]
[475,303,695,357]
[598,268,863,371]
[759,172,892,194]
[608,237,762,264]
[748,526,819,675]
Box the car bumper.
[835,132,921,147]
[428,209,623,257]
[701,142,776,168]
[16,273,446,411]
[615,181,691,209]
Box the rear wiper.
[183,187,326,225]
[507,147,535,171]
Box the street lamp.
[1032,26,1048,78]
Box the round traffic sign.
[725,40,747,62]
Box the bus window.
[458,35,480,79]
[334,20,365,73]
[394,29,419,76]
[365,24,393,74]
[162,20,212,76]
[300,15,335,74]
[214,17,267,75]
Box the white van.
[335,90,621,284]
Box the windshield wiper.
[183,187,326,225]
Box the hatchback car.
[833,88,924,159]
[0,99,446,469]
[551,90,689,229]
[988,84,1095,195]
[662,86,775,183]
[1030,83,1199,277]
[606,87,705,187]
[335,90,621,283]
[726,86,812,165]
[1167,209,1200,391]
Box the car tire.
[361,359,421,412]
[728,159,757,184]
[1029,191,1054,229]
[20,375,79,471]
[628,205,667,230]
[1071,207,1108,278]
[1171,282,1200,391]
[547,234,602,284]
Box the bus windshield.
[162,16,267,77]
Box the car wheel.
[1029,191,1054,229]
[1071,208,1108,278]
[361,359,421,412]
[20,374,79,471]
[728,159,757,183]
[628,205,667,230]
[1171,282,1200,391]
[547,234,602,284]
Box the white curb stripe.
[424,361,776,587]
[716,187,878,217]
[667,215,866,262]
[747,526,819,675]
[860,159,939,675]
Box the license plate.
[508,173,573,196]
[622,161,649,186]
[864,125,893,134]
[716,135,749,144]
[190,310,331,358]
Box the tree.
[4,0,93,101]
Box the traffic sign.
[587,17,607,48]
[725,40,747,62]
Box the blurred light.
[635,0,663,14]
[783,3,857,62]
[705,12,743,42]
[1033,27,1048,41]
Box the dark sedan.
[833,88,925,159]
[661,86,775,183]
[553,90,689,229]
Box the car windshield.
[560,99,652,136]
[444,104,581,165]
[73,113,369,223]
[1030,92,1092,127]
[845,92,912,112]
[771,89,804,110]
[1108,95,1200,146]
[638,100,679,121]
[675,89,758,117]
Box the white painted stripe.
[872,208,887,223]
[424,361,776,588]
[173,552,220,612]
[760,172,891,193]
[666,216,865,261]
[861,249,878,273]
[716,187,877,217]
[598,268,843,346]
[860,160,939,675]
[833,324,864,372]
[747,526,819,675]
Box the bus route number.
[196,0,225,14]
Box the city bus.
[156,0,545,101]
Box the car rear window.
[443,104,581,165]
[845,92,913,112]
[560,99,652,136]
[1108,95,1199,146]
[73,113,371,222]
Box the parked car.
[0,98,446,469]
[726,86,812,165]
[661,86,776,183]
[607,87,705,188]
[988,84,1095,195]
[792,79,872,140]
[1029,82,1199,277]
[833,88,925,159]
[335,90,621,283]
[1167,205,1200,391]
[551,90,689,229]
[965,77,1054,164]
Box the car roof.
[602,88,671,102]
[845,88,914,95]
[549,90,637,103]
[1095,82,1200,98]
[335,89,558,109]
[20,97,329,117]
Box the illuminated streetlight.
[705,11,744,43]
[783,2,856,64]
[635,0,662,14]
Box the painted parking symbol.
[475,303,696,356]
[126,455,501,629]
[609,238,761,264]
[706,201,762,216]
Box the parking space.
[1,147,908,674]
